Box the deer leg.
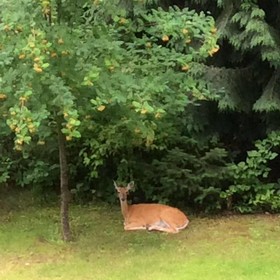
[149,225,178,233]
[147,220,179,233]
[124,222,146,231]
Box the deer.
[114,181,189,233]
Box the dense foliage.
[1,0,280,221]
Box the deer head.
[114,181,134,202]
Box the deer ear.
[113,181,118,190]
[127,181,134,190]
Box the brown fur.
[114,181,189,233]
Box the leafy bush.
[221,131,280,213]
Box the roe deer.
[114,181,189,233]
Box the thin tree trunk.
[57,124,72,242]
[56,0,62,24]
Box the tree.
[185,0,280,212]
[0,0,218,239]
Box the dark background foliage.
[1,0,280,215]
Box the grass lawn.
[0,191,280,280]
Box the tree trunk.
[57,124,72,242]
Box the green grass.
[1,192,280,279]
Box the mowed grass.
[1,192,280,280]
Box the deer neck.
[120,200,129,221]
